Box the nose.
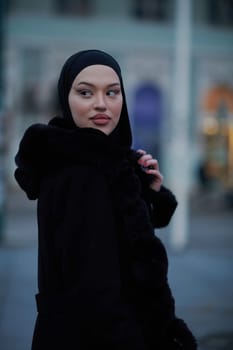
[93,92,107,110]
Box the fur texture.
[15,121,197,349]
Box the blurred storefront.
[3,0,233,201]
[199,84,233,203]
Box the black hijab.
[56,49,132,148]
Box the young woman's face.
[68,65,123,135]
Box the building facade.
[4,0,233,198]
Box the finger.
[144,159,159,170]
[147,168,163,178]
[136,149,146,155]
[137,154,152,165]
[145,169,163,181]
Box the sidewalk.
[0,189,233,349]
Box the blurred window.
[207,0,233,27]
[20,48,44,114]
[21,48,43,80]
[132,82,163,160]
[6,1,53,14]
[5,0,11,14]
[21,83,41,114]
[55,0,92,16]
[133,0,172,22]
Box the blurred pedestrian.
[14,50,197,349]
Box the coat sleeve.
[142,185,178,228]
[46,165,146,349]
[133,158,177,229]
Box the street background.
[1,1,233,349]
[0,188,232,350]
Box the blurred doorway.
[132,82,163,166]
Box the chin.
[95,126,112,135]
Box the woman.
[15,49,197,349]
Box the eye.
[107,89,121,97]
[77,89,93,97]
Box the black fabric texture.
[15,122,197,349]
[14,49,197,349]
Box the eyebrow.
[76,81,120,87]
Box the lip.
[90,114,110,120]
[90,114,111,125]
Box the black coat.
[15,122,197,350]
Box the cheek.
[111,98,123,119]
[69,96,88,117]
[68,95,76,115]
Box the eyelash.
[77,89,120,97]
[77,89,92,97]
[107,89,120,97]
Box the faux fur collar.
[14,119,137,199]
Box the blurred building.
[4,0,233,199]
